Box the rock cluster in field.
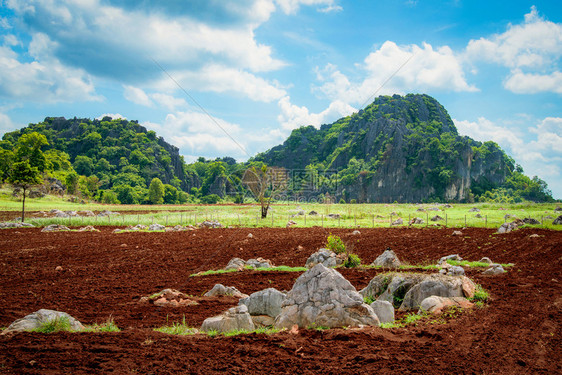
[41,224,71,232]
[305,249,345,268]
[0,222,34,229]
[224,257,274,271]
[274,264,380,329]
[360,272,475,311]
[553,215,562,225]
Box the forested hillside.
[0,95,554,204]
[255,94,553,203]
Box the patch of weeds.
[469,284,489,303]
[344,253,361,268]
[190,265,307,277]
[392,285,408,308]
[380,311,428,329]
[205,329,220,337]
[32,316,73,333]
[83,318,120,333]
[447,260,514,268]
[363,296,375,305]
[307,324,330,331]
[154,316,197,336]
[189,268,240,277]
[325,234,346,254]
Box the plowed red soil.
[0,226,560,374]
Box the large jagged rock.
[553,215,562,225]
[274,264,380,329]
[200,305,255,333]
[370,300,395,324]
[2,309,84,335]
[391,218,403,226]
[360,272,476,311]
[419,296,474,314]
[523,218,540,225]
[371,248,401,268]
[305,249,345,268]
[239,288,286,318]
[204,284,248,299]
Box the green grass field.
[0,189,560,230]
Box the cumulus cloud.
[0,33,100,103]
[465,6,562,94]
[313,41,477,105]
[277,96,356,130]
[0,112,17,133]
[164,65,287,103]
[123,85,153,107]
[503,70,562,94]
[96,113,127,120]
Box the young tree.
[8,160,42,223]
[242,165,288,218]
[148,177,164,204]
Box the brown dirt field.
[0,226,560,374]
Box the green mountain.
[1,116,199,203]
[0,95,553,204]
[254,94,552,203]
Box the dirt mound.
[0,226,561,373]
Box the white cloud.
[503,70,562,94]
[466,6,562,69]
[96,113,127,120]
[123,85,153,107]
[164,65,287,103]
[274,0,341,14]
[0,112,17,133]
[0,33,100,103]
[150,93,188,112]
[465,6,562,94]
[454,117,524,152]
[314,41,477,105]
[277,96,356,130]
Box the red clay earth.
[0,226,560,374]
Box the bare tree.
[242,165,288,218]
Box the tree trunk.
[21,186,26,223]
[261,204,268,219]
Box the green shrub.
[344,253,361,268]
[325,234,346,254]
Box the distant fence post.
[485,215,487,228]
[445,214,447,227]
[426,213,428,227]
[464,215,467,227]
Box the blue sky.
[0,0,561,198]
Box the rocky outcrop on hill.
[254,94,513,203]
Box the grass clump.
[380,311,428,329]
[32,316,73,333]
[154,316,197,336]
[469,284,490,303]
[83,318,120,333]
